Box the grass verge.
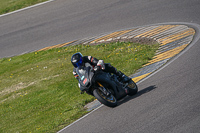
[0,0,48,15]
[0,42,159,132]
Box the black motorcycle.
[75,66,138,107]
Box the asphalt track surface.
[1,0,200,133]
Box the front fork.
[97,82,111,96]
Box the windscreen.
[76,67,86,78]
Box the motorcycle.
[75,66,138,107]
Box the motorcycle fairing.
[76,67,94,91]
[94,72,127,100]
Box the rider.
[71,52,131,90]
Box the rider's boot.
[116,71,131,83]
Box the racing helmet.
[71,52,83,68]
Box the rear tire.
[93,88,117,107]
[127,80,138,96]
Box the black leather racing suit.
[73,56,118,80]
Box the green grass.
[0,42,159,132]
[0,0,48,15]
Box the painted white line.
[57,104,104,133]
[0,0,54,18]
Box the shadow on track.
[117,85,157,106]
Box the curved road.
[1,0,200,133]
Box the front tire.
[93,88,117,107]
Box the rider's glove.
[94,60,105,71]
[97,60,105,70]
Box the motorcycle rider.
[71,52,131,91]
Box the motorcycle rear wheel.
[127,80,138,96]
[93,88,117,107]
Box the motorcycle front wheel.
[93,88,117,107]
